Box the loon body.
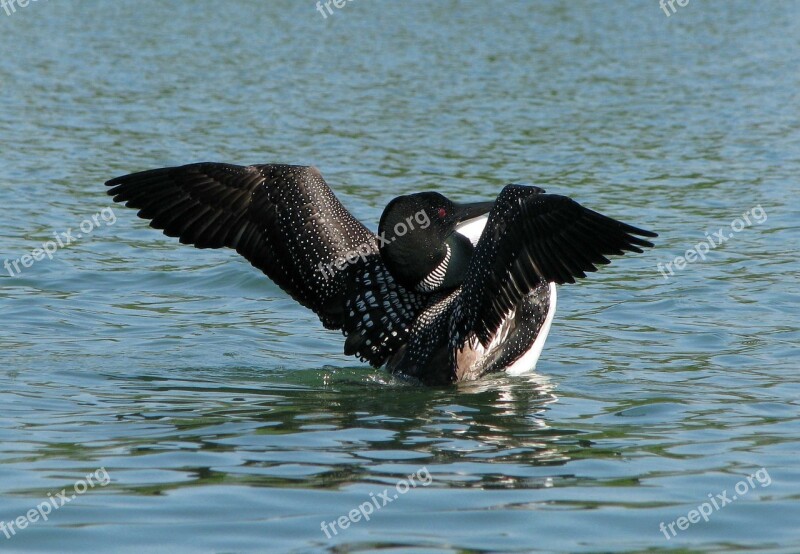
[107,163,656,385]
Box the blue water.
[1,0,799,552]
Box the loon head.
[378,192,494,292]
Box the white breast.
[455,215,489,246]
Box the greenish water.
[1,0,799,552]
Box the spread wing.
[106,163,378,330]
[451,184,657,348]
[341,254,428,368]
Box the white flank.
[454,215,557,375]
[506,282,557,375]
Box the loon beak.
[452,201,494,223]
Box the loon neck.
[415,233,473,293]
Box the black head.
[378,192,494,292]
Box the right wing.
[451,185,657,348]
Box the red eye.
[438,208,447,218]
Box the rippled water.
[1,1,799,552]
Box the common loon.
[106,163,656,385]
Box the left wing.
[341,253,428,368]
[106,163,377,330]
[107,162,430,366]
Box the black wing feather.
[107,163,377,330]
[452,185,657,348]
[341,255,427,367]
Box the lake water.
[1,0,798,552]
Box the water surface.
[1,0,799,552]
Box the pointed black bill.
[452,201,494,223]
